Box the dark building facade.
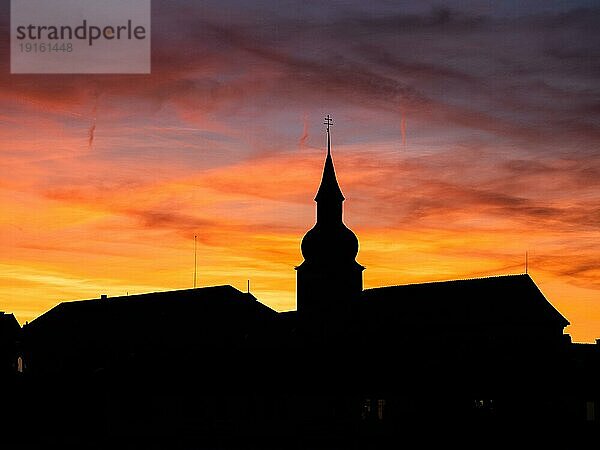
[22,285,276,377]
[0,312,21,377]
[4,120,600,446]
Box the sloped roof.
[314,152,344,203]
[0,312,20,337]
[360,274,569,328]
[26,285,276,344]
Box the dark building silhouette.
[23,285,275,377]
[296,117,364,340]
[4,117,600,447]
[0,312,21,377]
[360,275,569,349]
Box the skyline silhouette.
[3,121,599,447]
[3,113,598,344]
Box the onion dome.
[300,115,359,264]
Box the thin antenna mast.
[525,251,528,274]
[247,279,250,294]
[194,235,197,288]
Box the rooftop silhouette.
[2,117,599,447]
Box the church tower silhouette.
[296,115,364,321]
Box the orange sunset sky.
[1,1,599,342]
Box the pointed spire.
[315,115,344,203]
[326,114,332,157]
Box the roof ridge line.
[364,273,529,290]
[58,284,238,305]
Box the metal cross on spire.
[324,114,333,133]
[324,114,333,156]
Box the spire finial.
[324,114,333,156]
